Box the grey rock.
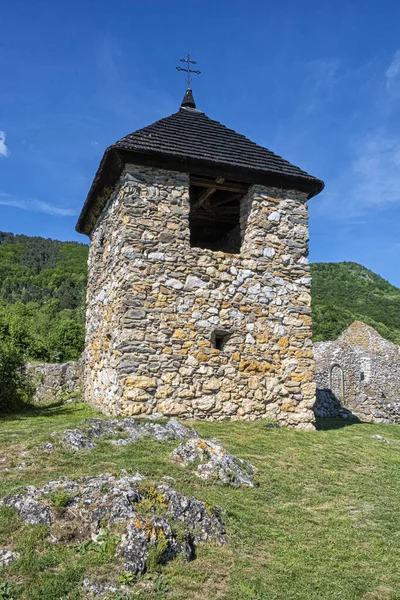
[119,513,189,574]
[110,438,131,446]
[157,483,226,545]
[170,438,256,487]
[3,493,52,526]
[51,417,197,451]
[0,547,20,567]
[81,578,120,597]
[371,434,390,443]
[40,443,55,452]
[60,429,96,451]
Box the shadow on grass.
[0,400,83,423]
[315,416,363,430]
[313,388,364,430]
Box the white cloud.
[0,131,9,157]
[385,49,400,90]
[314,51,400,218]
[0,193,77,216]
[318,131,400,217]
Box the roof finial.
[176,54,200,109]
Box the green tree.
[47,320,85,362]
[0,342,34,412]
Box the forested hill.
[0,232,88,362]
[0,232,399,362]
[311,262,400,345]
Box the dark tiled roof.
[114,107,319,184]
[76,105,324,235]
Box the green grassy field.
[1,402,400,600]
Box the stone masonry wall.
[84,165,316,429]
[314,321,400,423]
[27,361,82,403]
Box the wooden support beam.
[191,187,217,212]
[211,193,243,208]
[190,176,249,194]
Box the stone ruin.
[75,88,324,429]
[27,361,82,403]
[314,321,400,423]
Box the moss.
[47,488,74,513]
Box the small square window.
[212,330,232,351]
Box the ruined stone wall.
[27,361,82,403]
[84,165,316,429]
[314,322,400,423]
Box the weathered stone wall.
[314,321,400,423]
[84,165,316,429]
[27,361,82,403]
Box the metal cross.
[176,54,201,88]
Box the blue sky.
[1,0,400,285]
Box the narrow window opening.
[212,330,232,351]
[189,176,248,253]
[360,372,364,382]
[97,229,105,249]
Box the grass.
[1,401,400,599]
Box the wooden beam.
[211,193,243,208]
[190,176,249,194]
[191,187,217,212]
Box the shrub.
[47,320,85,362]
[0,342,34,412]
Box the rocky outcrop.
[27,361,82,403]
[51,417,198,451]
[170,438,256,487]
[314,321,400,423]
[45,415,256,487]
[2,473,226,576]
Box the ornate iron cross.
[176,54,201,88]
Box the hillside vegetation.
[0,232,88,362]
[0,232,399,364]
[1,403,400,599]
[311,262,400,345]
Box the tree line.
[1,232,399,390]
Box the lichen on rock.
[53,417,198,451]
[170,438,256,487]
[1,473,226,576]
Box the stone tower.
[76,88,324,429]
